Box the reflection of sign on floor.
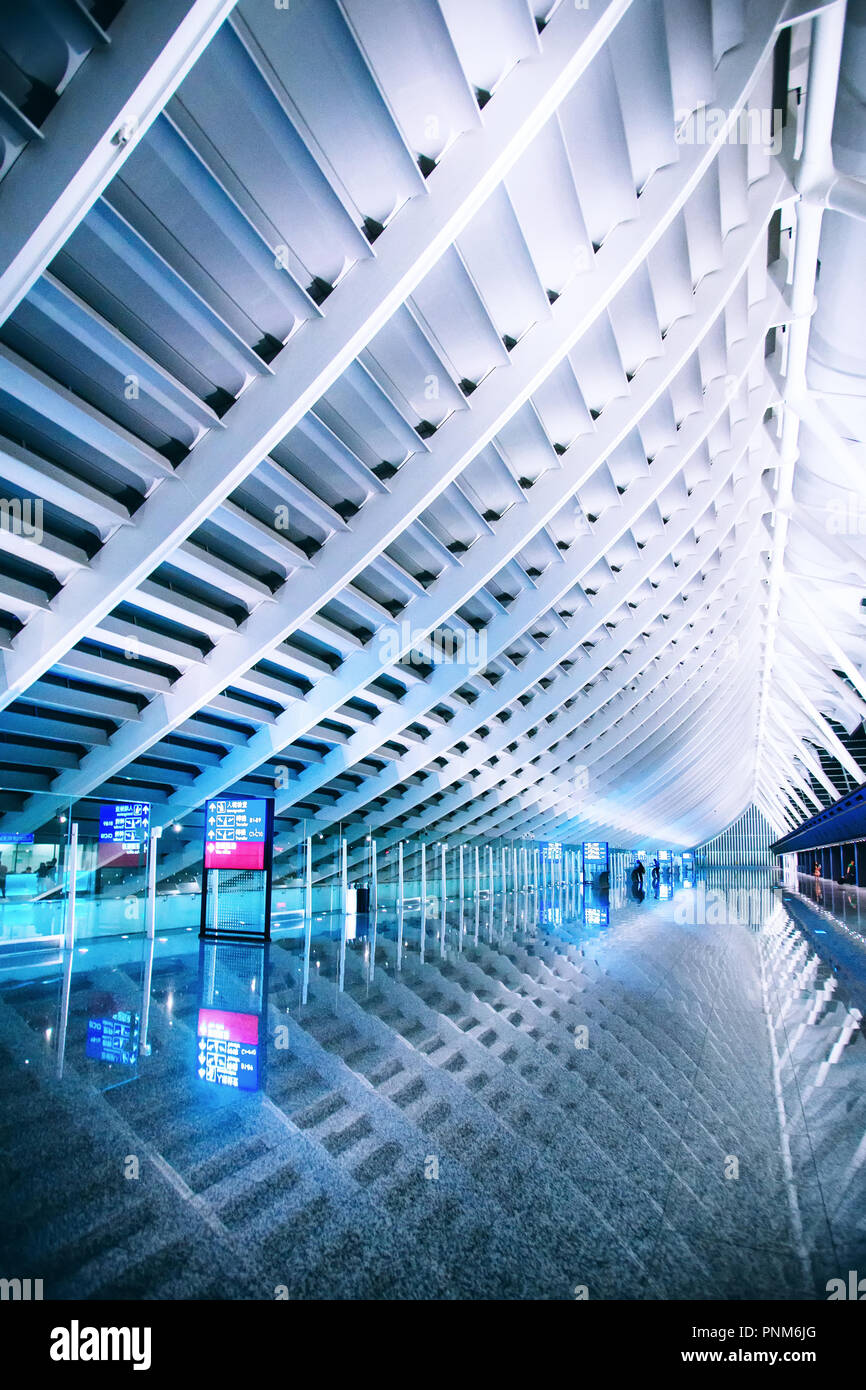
[197,1007,259,1090]
[86,1011,140,1066]
[204,798,267,870]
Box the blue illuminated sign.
[86,1011,140,1066]
[583,841,609,867]
[541,842,562,862]
[99,802,150,845]
[0,833,34,844]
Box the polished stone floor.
[0,872,863,1300]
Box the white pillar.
[304,835,312,918]
[371,838,378,911]
[145,826,160,939]
[65,822,78,950]
[441,843,447,914]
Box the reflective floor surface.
[0,872,863,1300]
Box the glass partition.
[0,816,70,943]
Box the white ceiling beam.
[0,0,635,713]
[0,0,239,326]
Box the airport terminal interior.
[0,0,865,1303]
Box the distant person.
[651,858,660,885]
[844,859,856,885]
[0,861,6,898]
[813,861,821,879]
[635,859,645,887]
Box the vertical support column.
[338,909,347,993]
[396,843,404,973]
[419,842,427,962]
[459,844,464,900]
[341,837,348,913]
[440,843,447,953]
[441,843,447,916]
[304,835,312,919]
[65,822,79,950]
[474,845,480,897]
[487,844,494,896]
[501,846,507,893]
[145,827,160,940]
[371,838,378,912]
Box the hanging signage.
[204,797,268,871]
[0,832,34,844]
[541,841,563,862]
[86,1010,140,1066]
[197,1008,260,1090]
[583,841,609,869]
[98,802,150,867]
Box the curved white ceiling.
[0,0,863,866]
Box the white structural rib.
[0,34,792,836]
[0,0,239,325]
[1,0,862,860]
[0,0,632,713]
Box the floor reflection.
[0,871,863,1300]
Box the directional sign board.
[86,1010,140,1066]
[583,841,609,871]
[0,832,34,844]
[541,841,562,862]
[204,798,268,871]
[196,1007,260,1090]
[98,802,150,867]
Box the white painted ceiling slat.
[0,0,861,856]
